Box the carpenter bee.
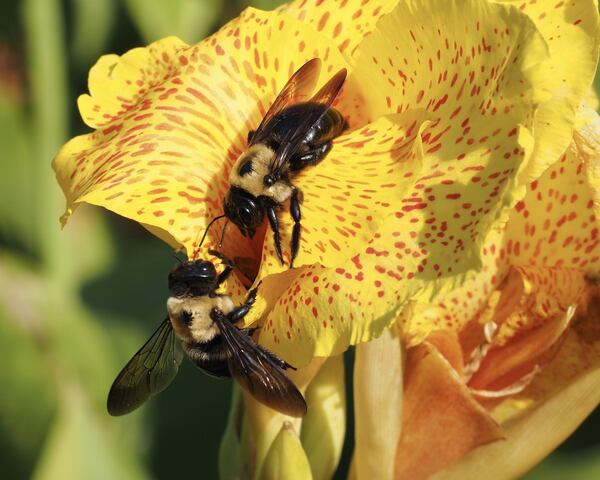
[107,250,307,417]
[222,58,347,267]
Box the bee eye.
[239,159,253,176]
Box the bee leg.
[227,281,262,323]
[209,249,235,286]
[289,188,302,269]
[240,326,259,336]
[265,204,284,265]
[257,344,296,371]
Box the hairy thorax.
[167,295,235,344]
[229,144,293,203]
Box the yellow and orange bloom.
[52,0,600,478]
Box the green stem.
[22,0,70,287]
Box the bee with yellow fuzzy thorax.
[107,250,306,417]
[223,58,348,268]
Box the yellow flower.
[51,0,599,477]
[379,102,600,479]
[53,0,553,365]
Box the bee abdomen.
[184,338,231,377]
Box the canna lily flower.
[349,0,600,477]
[379,101,600,479]
[51,0,599,478]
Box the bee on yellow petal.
[210,58,348,268]
[107,250,306,417]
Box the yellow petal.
[257,110,432,276]
[401,106,600,346]
[433,363,600,480]
[341,0,546,297]
[354,327,403,480]
[53,8,349,257]
[259,422,313,480]
[395,341,503,479]
[253,116,432,364]
[300,355,346,480]
[282,0,397,60]
[495,0,600,183]
[242,359,323,477]
[507,108,600,272]
[257,0,549,364]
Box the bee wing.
[270,67,347,176]
[107,318,183,416]
[213,313,307,417]
[249,58,322,146]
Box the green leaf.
[0,93,35,252]
[219,387,244,480]
[0,280,57,479]
[124,0,224,44]
[33,384,148,480]
[525,448,600,480]
[245,0,287,10]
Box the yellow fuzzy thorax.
[229,144,293,203]
[167,295,234,344]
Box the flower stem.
[22,0,70,286]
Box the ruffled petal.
[401,107,600,346]
[282,0,397,60]
[436,338,600,479]
[53,8,349,256]
[256,0,548,364]
[490,286,600,424]
[395,341,503,479]
[507,108,600,272]
[495,0,600,183]
[257,110,431,276]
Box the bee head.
[168,260,218,297]
[223,187,264,238]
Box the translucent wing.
[107,318,183,416]
[270,67,347,176]
[213,312,307,417]
[249,58,321,146]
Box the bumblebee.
[107,250,307,417]
[223,58,347,267]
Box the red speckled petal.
[53,8,349,256]
[257,110,432,276]
[282,0,397,60]
[495,0,600,183]
[251,0,550,365]
[508,107,600,272]
[401,108,600,346]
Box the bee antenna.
[192,214,226,259]
[218,220,230,249]
[172,253,184,265]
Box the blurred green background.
[0,1,597,479]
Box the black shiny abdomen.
[259,102,347,169]
[184,337,231,377]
